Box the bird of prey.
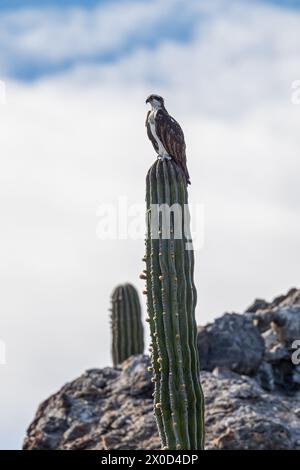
[145,94,191,185]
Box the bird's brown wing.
[155,109,190,184]
[145,110,159,153]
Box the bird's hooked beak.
[146,97,150,104]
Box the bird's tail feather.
[182,165,191,185]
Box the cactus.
[111,283,144,367]
[144,159,205,450]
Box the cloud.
[30,0,300,117]
[0,0,210,77]
[0,0,300,450]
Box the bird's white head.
[146,94,165,110]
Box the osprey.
[145,94,191,185]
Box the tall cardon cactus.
[144,159,205,450]
[111,283,144,367]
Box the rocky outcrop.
[23,288,300,450]
[248,288,300,392]
[197,313,264,375]
[24,356,157,450]
[197,288,300,392]
[23,355,300,450]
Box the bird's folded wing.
[155,110,187,165]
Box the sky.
[0,0,300,450]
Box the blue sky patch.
[1,0,299,82]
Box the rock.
[24,356,159,450]
[266,344,290,363]
[247,288,300,313]
[292,366,300,385]
[262,329,278,350]
[247,288,300,333]
[23,355,300,450]
[245,298,270,313]
[197,288,300,392]
[247,288,300,391]
[203,370,300,450]
[197,313,264,375]
[277,289,300,308]
[272,307,300,346]
[253,311,276,333]
[255,362,274,392]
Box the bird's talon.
[159,155,172,161]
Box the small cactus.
[111,283,144,367]
[145,159,205,450]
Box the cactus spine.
[145,159,205,450]
[111,283,144,367]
